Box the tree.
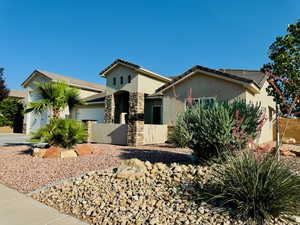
[25,81,85,119]
[0,97,24,132]
[262,19,300,115]
[0,68,9,101]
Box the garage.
[75,105,104,123]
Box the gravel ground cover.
[31,161,298,225]
[0,144,191,193]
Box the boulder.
[32,148,47,158]
[115,158,146,179]
[93,148,101,154]
[43,146,61,158]
[61,150,77,158]
[75,144,93,156]
[282,137,296,144]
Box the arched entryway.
[114,91,129,123]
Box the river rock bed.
[31,160,297,225]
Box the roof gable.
[156,65,265,94]
[22,70,105,92]
[99,59,171,83]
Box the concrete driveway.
[0,133,30,146]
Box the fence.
[273,117,300,144]
[144,124,168,144]
[90,123,128,145]
[0,126,13,133]
[88,122,168,145]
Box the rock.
[115,158,146,179]
[282,137,296,144]
[92,148,101,154]
[61,150,77,158]
[291,216,300,223]
[280,149,296,157]
[43,146,61,158]
[75,144,93,156]
[32,148,47,158]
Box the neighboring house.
[22,59,275,144]
[22,70,105,134]
[8,90,26,100]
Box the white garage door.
[76,107,104,122]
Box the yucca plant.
[32,118,87,149]
[203,151,300,224]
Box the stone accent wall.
[127,92,145,146]
[104,94,115,123]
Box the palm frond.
[25,100,49,114]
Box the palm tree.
[25,81,84,119]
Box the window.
[120,76,123,84]
[128,75,131,83]
[185,97,216,109]
[113,77,116,86]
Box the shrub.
[171,100,265,160]
[0,97,24,132]
[203,151,300,224]
[225,100,265,141]
[172,102,236,160]
[32,118,87,149]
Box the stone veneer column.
[104,94,115,123]
[127,92,144,146]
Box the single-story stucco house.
[22,59,275,145]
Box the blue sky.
[1,0,299,90]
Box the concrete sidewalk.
[0,184,88,225]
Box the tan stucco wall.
[162,72,246,125]
[105,65,139,95]
[245,81,276,144]
[105,65,167,95]
[137,73,167,94]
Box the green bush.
[225,100,265,140]
[203,152,300,224]
[171,100,264,160]
[32,118,87,149]
[0,97,24,132]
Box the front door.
[152,105,161,124]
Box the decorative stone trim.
[104,94,115,123]
[127,92,145,146]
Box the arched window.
[113,77,116,85]
[128,75,131,83]
[120,76,124,84]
